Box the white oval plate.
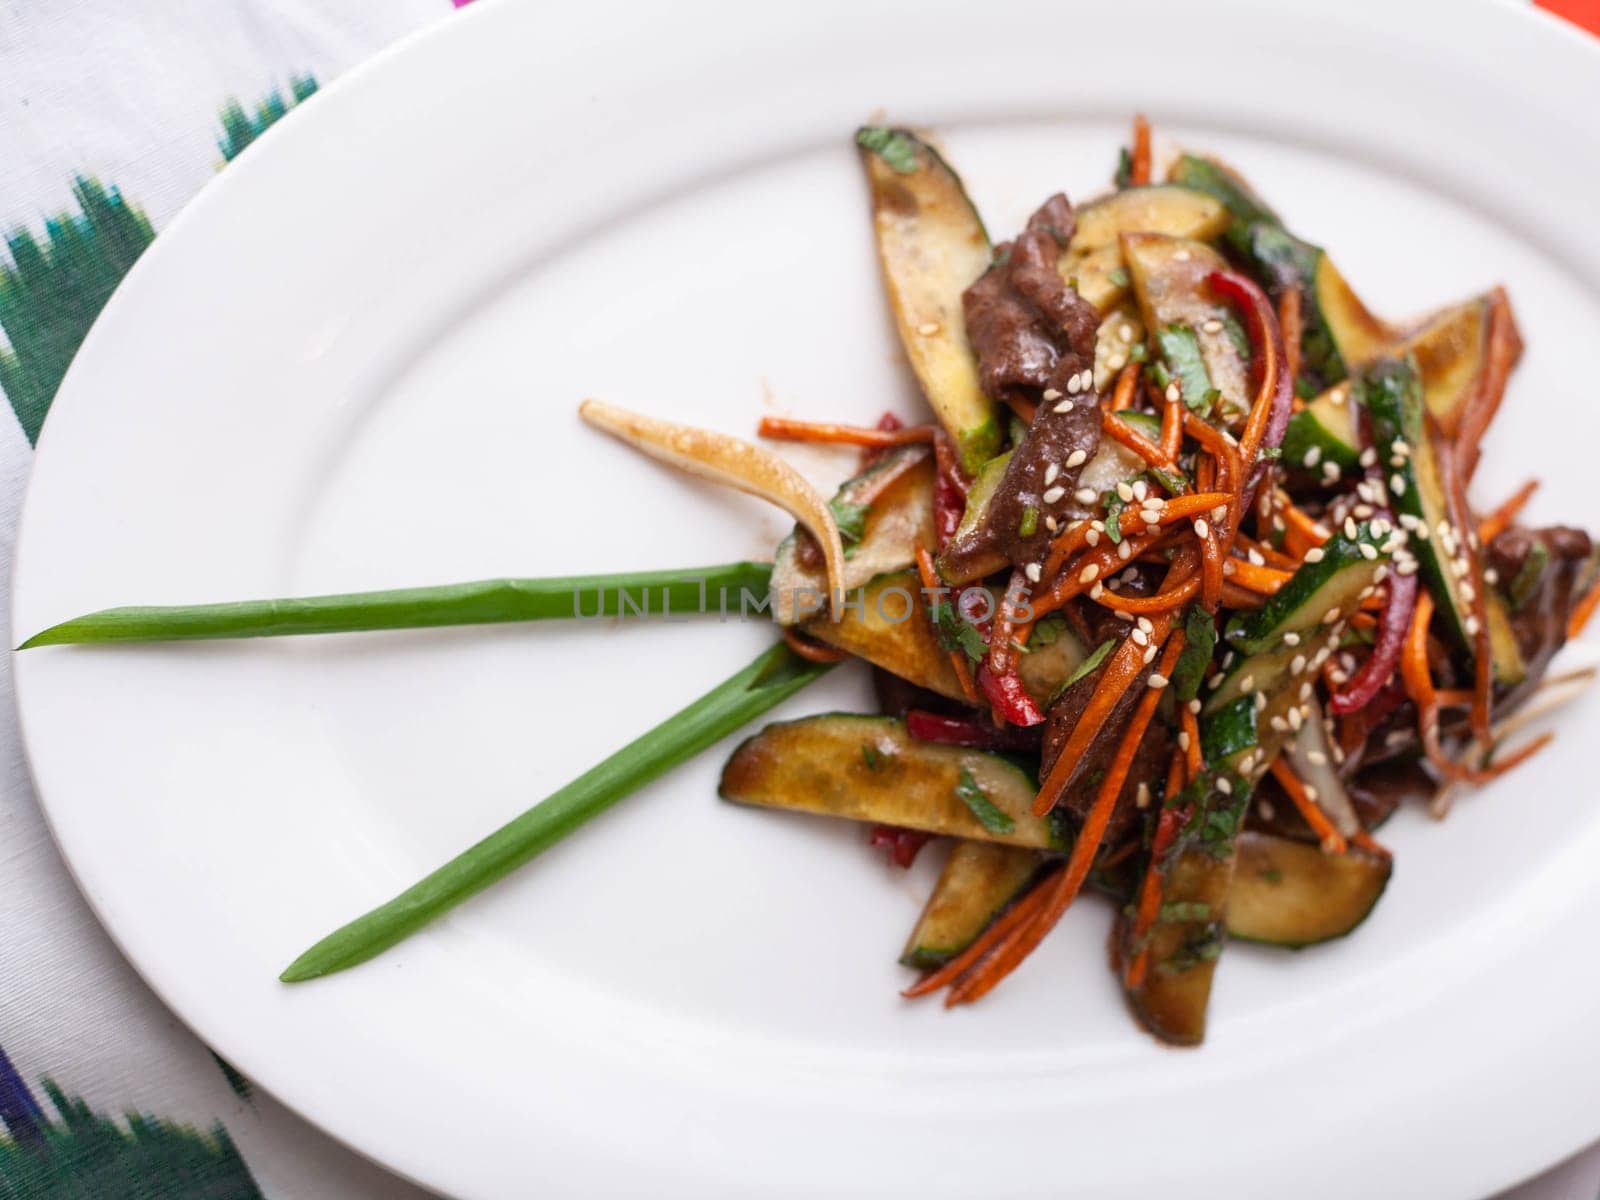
[14,1,1600,1196]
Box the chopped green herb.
[1107,266,1131,289]
[829,498,869,547]
[1259,868,1284,884]
[930,601,989,664]
[1150,361,1173,389]
[955,767,1015,835]
[855,126,919,175]
[1158,900,1214,922]
[1027,615,1068,650]
[1051,638,1115,704]
[1148,466,1189,497]
[861,743,884,770]
[1128,341,1149,363]
[1018,506,1039,539]
[1114,146,1134,189]
[1258,445,1283,461]
[1157,325,1215,417]
[1170,607,1218,702]
[1104,490,1126,544]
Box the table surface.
[0,2,1595,1196]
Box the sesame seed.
[1322,607,1341,624]
[1085,528,1100,547]
[1303,446,1322,468]
[1283,631,1301,646]
[1216,776,1233,794]
[1057,450,1083,472]
[1025,562,1042,583]
[1089,582,1105,599]
[1484,567,1498,585]
[1464,615,1481,635]
[1042,486,1066,504]
[1132,480,1149,501]
[1413,521,1430,541]
[1079,564,1099,583]
[1147,673,1169,689]
[1312,523,1331,539]
[1239,752,1257,774]
[1118,323,1134,342]
[1107,354,1127,371]
[1074,486,1097,504]
[1353,504,1374,519]
[1240,674,1255,691]
[1291,655,1306,674]
[1248,548,1265,566]
[1044,462,1060,486]
[1299,681,1314,701]
[1304,783,1319,802]
[1375,564,1389,582]
[1288,706,1304,730]
[1143,646,1157,664]
[1322,462,1341,481]
[1259,800,1276,821]
[1223,560,1237,576]
[1344,517,1359,539]
[1304,547,1326,563]
[1136,782,1152,809]
[1391,438,1409,457]
[1116,482,1135,502]
[917,321,940,336]
[1165,382,1182,404]
[1359,543,1379,560]
[1131,627,1149,646]
[1067,373,1083,395]
[1081,369,1095,390]
[1137,616,1154,633]
[1118,541,1133,560]
[1255,692,1268,711]
[1359,447,1377,468]
[1208,672,1225,689]
[1174,249,1193,262]
[1055,399,1075,413]
[1202,318,1224,334]
[1391,475,1407,495]
[1307,750,1328,766]
[1178,731,1191,751]
[1187,698,1201,714]
[1270,715,1289,732]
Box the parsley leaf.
[955,767,1015,835]
[855,127,919,175]
[1107,266,1131,289]
[1104,490,1126,544]
[1169,606,1218,702]
[930,601,988,664]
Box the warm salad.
[24,115,1598,1045]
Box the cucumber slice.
[1280,381,1359,477]
[900,842,1043,969]
[770,445,934,624]
[1169,155,1389,393]
[1228,833,1391,947]
[1206,526,1390,783]
[801,569,966,700]
[1121,233,1252,425]
[1400,297,1490,434]
[1120,766,1250,1046]
[720,714,1059,849]
[859,128,999,474]
[1058,184,1229,313]
[1356,359,1523,682]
